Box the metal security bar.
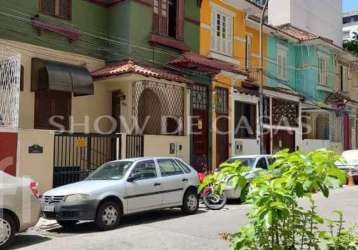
[132,80,185,135]
[126,134,144,158]
[53,133,121,187]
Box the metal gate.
[53,133,121,187]
[126,134,144,158]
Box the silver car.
[41,157,200,230]
[0,171,41,248]
[223,155,273,200]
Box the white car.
[41,157,200,230]
[222,155,273,200]
[0,171,41,248]
[336,150,358,176]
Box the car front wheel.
[95,201,121,231]
[182,190,199,215]
[0,213,16,249]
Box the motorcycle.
[198,172,227,210]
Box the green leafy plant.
[320,210,358,250]
[203,149,350,249]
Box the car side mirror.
[127,173,141,182]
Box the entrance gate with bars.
[53,133,144,187]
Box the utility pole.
[259,0,269,154]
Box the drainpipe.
[259,0,269,154]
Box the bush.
[203,149,357,249]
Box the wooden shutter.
[40,0,56,16]
[59,0,72,20]
[211,10,217,51]
[153,0,160,33]
[226,15,233,56]
[159,0,168,35]
[176,0,184,40]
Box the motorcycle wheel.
[202,190,227,210]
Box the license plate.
[42,205,55,212]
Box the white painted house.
[268,0,343,46]
[343,11,358,41]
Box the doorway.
[112,91,123,133]
[191,85,209,172]
[272,130,296,153]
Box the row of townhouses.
[0,0,357,192]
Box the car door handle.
[182,178,188,182]
[154,183,161,186]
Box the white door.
[157,159,186,206]
[125,160,162,213]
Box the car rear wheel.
[182,190,199,215]
[0,213,16,248]
[57,220,78,228]
[95,201,121,231]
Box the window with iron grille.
[40,0,72,20]
[132,81,185,136]
[272,98,299,127]
[191,85,208,111]
[215,87,228,114]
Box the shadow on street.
[47,208,208,235]
[10,234,51,250]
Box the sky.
[343,0,358,12]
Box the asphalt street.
[10,186,358,250]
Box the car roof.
[107,156,182,163]
[230,155,272,159]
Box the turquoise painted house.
[266,24,335,103]
[262,24,343,153]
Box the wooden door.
[215,87,229,167]
[192,110,209,172]
[35,91,71,130]
[191,85,209,172]
[272,130,295,153]
[112,91,122,133]
[0,132,17,176]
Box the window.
[315,114,330,140]
[256,158,267,169]
[277,45,288,80]
[234,101,257,139]
[245,35,252,70]
[330,113,342,142]
[356,119,358,148]
[153,0,184,39]
[40,0,72,20]
[211,6,233,56]
[158,159,184,176]
[131,160,157,180]
[34,91,71,130]
[341,65,349,92]
[318,56,328,85]
[175,159,192,173]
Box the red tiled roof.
[91,60,192,84]
[277,24,333,43]
[170,52,247,76]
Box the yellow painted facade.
[200,0,267,167]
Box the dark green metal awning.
[31,58,94,96]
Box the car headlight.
[64,194,89,204]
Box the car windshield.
[86,161,133,180]
[226,157,256,167]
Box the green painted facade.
[266,35,335,102]
[0,0,108,59]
